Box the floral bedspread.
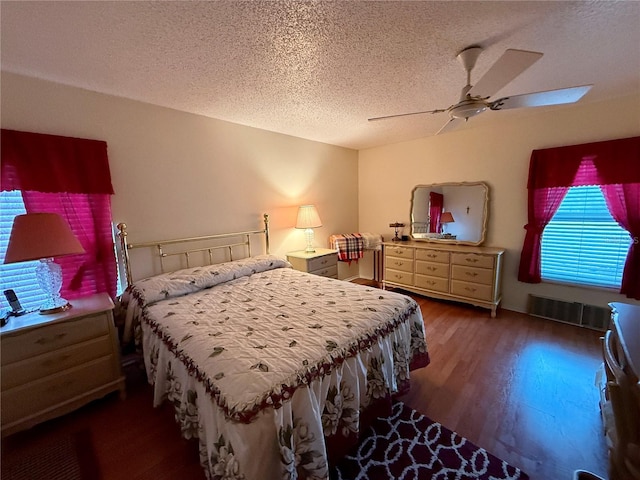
[122,255,429,480]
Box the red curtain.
[1,129,117,299]
[429,192,443,233]
[1,129,114,194]
[518,186,570,283]
[600,184,640,299]
[518,136,640,299]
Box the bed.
[117,215,429,480]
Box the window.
[0,191,48,311]
[1,191,123,312]
[541,186,632,289]
[1,129,118,306]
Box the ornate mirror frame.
[409,181,489,246]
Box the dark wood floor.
[1,285,609,480]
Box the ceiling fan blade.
[368,108,446,122]
[436,117,462,135]
[469,49,543,98]
[490,85,592,110]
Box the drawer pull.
[320,259,328,265]
[46,379,74,392]
[465,258,479,263]
[35,333,67,345]
[427,266,438,271]
[393,249,404,255]
[319,269,329,275]
[394,261,404,267]
[41,353,72,367]
[465,272,478,277]
[464,287,477,292]
[426,254,437,258]
[426,280,436,286]
[394,274,404,280]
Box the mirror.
[410,181,488,245]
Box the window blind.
[541,185,631,289]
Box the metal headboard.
[117,213,270,286]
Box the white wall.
[1,72,361,280]
[358,94,640,313]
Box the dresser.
[382,241,504,317]
[286,248,338,279]
[601,303,640,480]
[1,293,126,436]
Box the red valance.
[1,129,114,194]
[528,136,640,190]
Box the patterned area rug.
[332,402,529,480]
[2,429,101,480]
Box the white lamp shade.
[295,205,322,229]
[4,213,85,264]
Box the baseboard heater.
[527,294,610,331]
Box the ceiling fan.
[368,46,592,134]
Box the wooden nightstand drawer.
[307,254,337,272]
[451,265,494,285]
[1,356,116,426]
[1,335,113,390]
[1,311,110,364]
[311,264,338,278]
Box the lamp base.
[36,258,71,315]
[304,228,316,253]
[39,302,72,315]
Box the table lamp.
[440,211,455,235]
[4,213,85,314]
[296,205,322,253]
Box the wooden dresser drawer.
[451,280,493,301]
[307,254,337,272]
[416,261,449,278]
[1,335,113,390]
[385,269,414,286]
[1,312,110,365]
[1,356,116,425]
[385,246,414,260]
[385,256,413,273]
[415,275,449,293]
[452,265,494,285]
[451,253,495,270]
[416,249,449,263]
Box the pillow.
[128,254,290,306]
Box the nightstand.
[0,292,126,436]
[287,248,338,279]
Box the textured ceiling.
[1,1,639,150]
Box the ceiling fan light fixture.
[449,101,487,119]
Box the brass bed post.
[264,213,270,254]
[116,223,133,287]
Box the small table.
[286,249,338,279]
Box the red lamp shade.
[4,213,85,264]
[4,213,85,314]
[440,211,455,224]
